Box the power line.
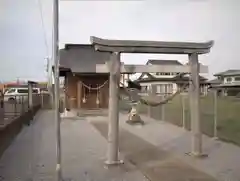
[37,0,53,111]
[37,0,49,57]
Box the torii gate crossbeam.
[95,63,208,74]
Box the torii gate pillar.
[189,53,202,156]
[105,52,122,165]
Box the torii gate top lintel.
[90,36,214,54]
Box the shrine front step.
[77,109,108,117]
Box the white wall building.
[136,60,182,94]
[135,59,208,95]
[209,69,240,96]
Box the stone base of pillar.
[126,114,144,125]
[126,102,144,125]
[61,108,77,118]
[185,152,208,159]
[104,159,124,166]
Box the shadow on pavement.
[91,121,217,181]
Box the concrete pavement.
[0,110,147,181]
[90,119,216,181]
[120,113,240,181]
[0,110,239,181]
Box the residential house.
[209,69,240,96]
[136,60,182,94]
[135,59,208,95]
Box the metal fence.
[0,94,42,125]
[120,91,240,146]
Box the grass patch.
[139,94,240,146]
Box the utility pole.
[53,0,62,180]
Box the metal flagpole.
[53,0,62,180]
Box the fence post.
[28,83,33,110]
[147,86,151,118]
[147,85,156,118]
[21,96,24,113]
[14,95,17,117]
[147,87,150,117]
[163,86,168,121]
[161,95,165,121]
[182,94,186,129]
[41,92,44,108]
[0,92,4,124]
[147,105,151,118]
[213,90,218,138]
[152,85,157,119]
[38,94,39,106]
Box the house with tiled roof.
[209,69,240,96]
[214,69,240,84]
[135,59,208,95]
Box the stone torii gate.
[90,36,214,165]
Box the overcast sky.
[1,0,240,82]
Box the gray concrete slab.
[89,117,216,181]
[120,113,240,181]
[1,110,239,181]
[0,110,57,181]
[0,110,147,181]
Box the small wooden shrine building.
[59,44,111,109]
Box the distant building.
[0,84,4,92]
[209,69,240,96]
[0,81,47,93]
[0,82,23,93]
[134,59,208,95]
